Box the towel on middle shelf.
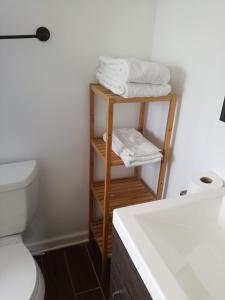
[98,56,170,85]
[96,69,171,98]
[103,128,163,167]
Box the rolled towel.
[99,56,170,85]
[96,70,171,98]
[103,128,162,155]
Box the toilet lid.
[0,160,37,193]
[0,242,37,300]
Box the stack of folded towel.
[103,128,163,167]
[96,56,171,98]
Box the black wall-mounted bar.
[0,27,50,42]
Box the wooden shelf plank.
[92,177,156,215]
[92,137,123,166]
[90,83,173,104]
[91,220,112,257]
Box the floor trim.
[27,230,89,255]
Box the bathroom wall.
[144,0,225,196]
[0,0,156,249]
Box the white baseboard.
[27,230,89,255]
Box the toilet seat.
[0,236,42,300]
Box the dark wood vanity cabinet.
[109,227,152,300]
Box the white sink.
[113,187,225,300]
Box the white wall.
[0,0,156,248]
[148,0,225,196]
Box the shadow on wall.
[141,66,186,197]
[163,65,186,196]
[23,158,52,244]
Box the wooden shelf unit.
[92,138,123,166]
[91,220,112,257]
[89,83,177,277]
[92,177,155,216]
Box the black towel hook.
[0,27,50,42]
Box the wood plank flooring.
[35,241,109,300]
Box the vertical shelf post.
[102,98,114,276]
[156,94,177,199]
[89,85,95,240]
[134,103,146,178]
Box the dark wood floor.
[35,241,109,300]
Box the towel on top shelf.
[98,56,170,84]
[103,128,163,167]
[96,56,171,98]
[96,70,171,98]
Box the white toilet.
[0,160,45,300]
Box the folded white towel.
[104,128,161,157]
[111,140,162,167]
[103,128,163,167]
[119,151,162,167]
[99,56,170,85]
[96,70,171,98]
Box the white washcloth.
[96,70,171,98]
[99,56,170,84]
[103,128,163,167]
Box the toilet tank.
[0,161,38,238]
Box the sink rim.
[113,187,225,300]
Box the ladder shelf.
[89,83,177,277]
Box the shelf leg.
[156,94,177,199]
[89,85,95,241]
[134,102,146,178]
[102,100,114,278]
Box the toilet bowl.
[0,161,45,300]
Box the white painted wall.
[147,0,225,196]
[0,0,156,247]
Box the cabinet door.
[110,227,152,300]
[110,262,132,300]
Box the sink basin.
[113,187,225,300]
